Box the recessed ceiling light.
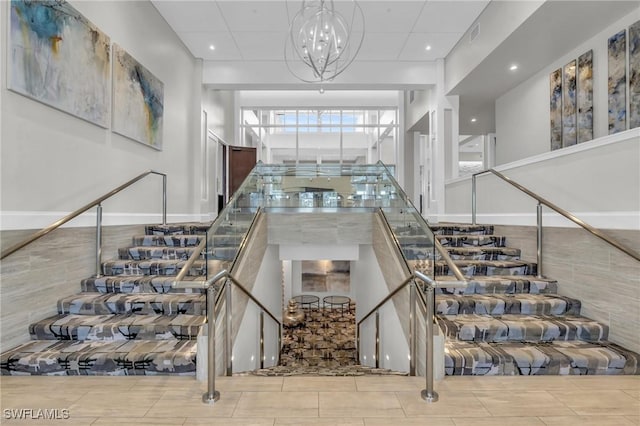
[471,117,477,123]
[510,64,518,71]
[425,45,432,51]
[209,45,215,51]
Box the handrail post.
[471,174,477,225]
[95,204,103,278]
[409,283,416,376]
[202,283,220,404]
[226,279,233,376]
[375,311,380,369]
[259,310,265,369]
[421,283,438,403]
[537,202,544,278]
[162,173,167,225]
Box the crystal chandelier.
[285,0,365,84]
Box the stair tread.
[101,259,230,277]
[439,314,608,343]
[81,275,207,294]
[131,235,204,247]
[436,294,581,316]
[444,340,640,375]
[118,246,238,261]
[431,224,494,235]
[58,292,206,315]
[1,339,197,376]
[436,235,507,247]
[29,313,205,341]
[431,275,558,294]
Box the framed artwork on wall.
[112,44,164,150]
[562,60,577,147]
[577,50,594,143]
[608,29,627,134]
[8,0,110,127]
[549,68,563,151]
[630,20,640,130]
[301,260,350,293]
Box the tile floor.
[0,375,638,425]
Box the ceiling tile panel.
[355,32,410,61]
[351,1,426,33]
[399,32,463,61]
[216,1,291,32]
[413,0,489,34]
[151,1,227,32]
[233,32,289,60]
[179,31,242,60]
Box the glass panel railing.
[195,161,435,283]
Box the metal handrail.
[225,273,282,329]
[357,275,414,328]
[472,169,640,263]
[376,209,412,275]
[172,208,263,286]
[1,170,167,261]
[375,161,469,281]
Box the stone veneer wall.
[371,213,412,344]
[0,224,144,351]
[493,225,640,354]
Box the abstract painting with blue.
[9,0,110,127]
[608,29,627,134]
[113,44,164,150]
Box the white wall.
[1,1,202,230]
[233,245,282,372]
[445,1,544,94]
[495,8,640,165]
[353,245,409,372]
[202,89,235,145]
[443,130,640,230]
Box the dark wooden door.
[228,146,257,199]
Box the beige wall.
[494,225,640,354]
[0,225,143,351]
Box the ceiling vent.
[469,23,480,43]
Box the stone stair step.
[57,293,206,316]
[436,294,581,316]
[29,314,205,341]
[434,259,537,276]
[436,235,507,247]
[433,275,558,295]
[118,246,199,261]
[145,223,211,235]
[1,340,197,376]
[101,259,207,276]
[445,247,521,261]
[439,314,608,343]
[431,224,495,235]
[444,340,640,376]
[81,275,206,294]
[131,235,204,247]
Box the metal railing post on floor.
[536,202,544,278]
[202,283,221,404]
[95,204,103,278]
[471,174,477,225]
[375,311,380,369]
[421,283,438,403]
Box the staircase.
[410,223,640,376]
[1,223,229,376]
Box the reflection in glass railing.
[202,162,435,282]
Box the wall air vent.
[469,22,480,43]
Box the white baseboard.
[0,211,207,231]
[433,211,640,230]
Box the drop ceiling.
[151,0,490,63]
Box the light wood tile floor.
[0,375,638,425]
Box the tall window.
[241,108,398,173]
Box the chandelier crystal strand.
[285,0,364,84]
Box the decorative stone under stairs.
[408,223,640,376]
[1,223,230,376]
